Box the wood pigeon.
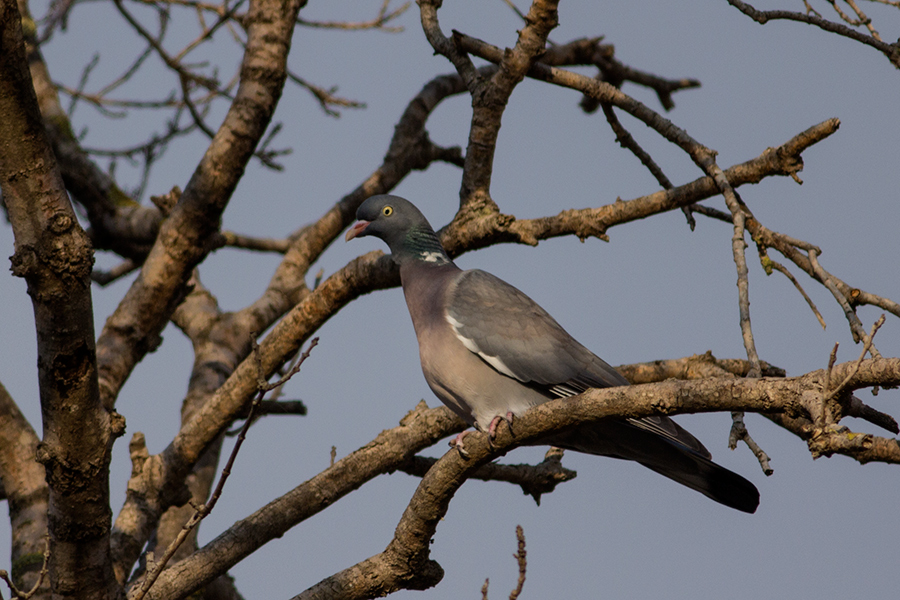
[346,195,759,513]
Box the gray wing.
[445,269,626,390]
[446,269,712,459]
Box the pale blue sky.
[2,1,899,598]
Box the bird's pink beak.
[345,220,370,241]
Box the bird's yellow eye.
[382,205,393,216]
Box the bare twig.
[742,212,899,321]
[848,394,899,433]
[38,0,78,42]
[599,104,670,188]
[827,0,869,27]
[287,71,366,117]
[719,187,762,376]
[179,75,217,138]
[599,102,696,229]
[217,231,292,253]
[128,338,318,600]
[759,252,827,330]
[112,0,219,90]
[92,259,139,286]
[499,0,529,24]
[256,399,307,416]
[469,522,532,599]
[253,122,292,170]
[96,45,156,100]
[697,161,768,471]
[710,171,768,474]
[808,249,880,356]
[67,53,103,117]
[825,315,885,402]
[824,342,840,402]
[56,85,181,110]
[508,526,527,600]
[130,0,248,27]
[585,51,700,112]
[726,0,900,67]
[0,535,50,600]
[225,399,308,435]
[833,0,882,40]
[172,0,247,63]
[297,0,409,31]
[82,108,199,191]
[396,447,576,504]
[691,203,733,223]
[728,411,773,475]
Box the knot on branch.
[34,441,105,495]
[150,187,181,216]
[889,40,900,69]
[110,410,127,438]
[807,425,874,460]
[558,208,609,242]
[124,449,191,512]
[10,232,94,283]
[399,400,435,426]
[800,389,826,425]
[9,246,39,278]
[128,432,150,477]
[683,351,727,378]
[378,536,446,593]
[48,212,74,234]
[772,145,804,183]
[518,447,576,504]
[441,208,517,253]
[399,558,445,591]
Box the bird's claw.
[453,413,515,454]
[449,431,471,458]
[487,412,515,443]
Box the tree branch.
[19,0,164,260]
[395,447,576,505]
[419,0,559,210]
[0,383,49,596]
[109,62,471,580]
[110,118,848,581]
[437,119,839,255]
[129,338,317,600]
[95,0,308,410]
[128,402,466,600]
[726,0,900,68]
[0,2,122,597]
[295,358,899,599]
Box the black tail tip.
[710,468,760,513]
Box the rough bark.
[0,383,49,598]
[0,1,897,599]
[94,0,309,411]
[1,2,120,598]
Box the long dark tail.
[636,451,760,513]
[549,419,760,513]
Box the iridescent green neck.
[403,225,451,265]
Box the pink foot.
[487,411,515,445]
[449,430,472,458]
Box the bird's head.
[345,195,450,265]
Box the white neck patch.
[421,251,446,263]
